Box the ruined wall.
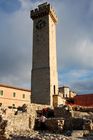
[4,103,50,136]
[6,113,30,136]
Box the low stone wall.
[34,117,64,133]
[83,119,93,131]
[80,107,93,112]
[6,113,30,134]
[73,111,90,118]
[72,106,93,112]
[64,118,84,130]
[0,115,7,139]
[27,104,50,129]
[54,107,72,118]
[46,118,64,132]
[0,103,50,139]
[0,103,93,139]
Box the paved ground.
[10,131,93,140]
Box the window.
[54,85,55,95]
[22,94,25,99]
[13,92,16,97]
[0,90,3,96]
[66,94,67,98]
[63,93,64,98]
[12,104,15,107]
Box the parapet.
[30,2,58,23]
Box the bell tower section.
[30,3,58,106]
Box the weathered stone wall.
[6,113,30,135]
[73,111,90,118]
[0,103,50,139]
[27,104,50,129]
[0,115,7,139]
[0,103,93,139]
[45,118,64,133]
[34,117,64,133]
[64,118,84,130]
[54,106,93,131]
[54,107,72,118]
[80,107,93,112]
[31,3,58,106]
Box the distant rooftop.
[0,83,31,92]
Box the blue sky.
[0,0,93,94]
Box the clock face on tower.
[36,19,46,30]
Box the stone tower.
[31,2,58,106]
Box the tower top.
[30,2,58,23]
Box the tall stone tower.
[31,3,58,106]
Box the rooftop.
[0,83,31,92]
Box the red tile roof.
[74,94,93,106]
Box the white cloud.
[0,3,32,89]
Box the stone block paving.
[10,132,87,140]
